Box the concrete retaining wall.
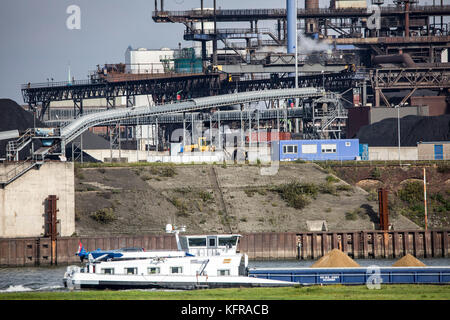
[369,146,418,161]
[0,162,75,238]
[85,148,272,164]
[84,149,148,163]
[148,153,225,163]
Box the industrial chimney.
[305,0,319,34]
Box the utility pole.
[212,0,218,67]
[397,105,400,164]
[424,168,428,231]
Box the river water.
[1,258,449,293]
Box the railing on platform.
[22,72,208,90]
[0,161,38,187]
[22,79,93,90]
[152,5,450,20]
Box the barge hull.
[65,274,295,290]
[249,266,450,285]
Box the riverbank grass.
[1,284,449,300]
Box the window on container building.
[321,144,337,153]
[302,144,317,154]
[283,145,298,154]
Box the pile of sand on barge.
[310,249,361,268]
[392,254,426,267]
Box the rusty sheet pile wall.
[0,234,177,267]
[296,230,449,260]
[239,233,298,260]
[0,230,448,266]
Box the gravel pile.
[392,254,426,267]
[310,248,361,268]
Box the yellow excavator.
[184,137,215,152]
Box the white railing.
[0,161,38,186]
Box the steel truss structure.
[22,71,357,121]
[370,66,450,107]
[22,73,221,120]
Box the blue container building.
[272,139,360,162]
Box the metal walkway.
[44,106,306,127]
[60,87,324,146]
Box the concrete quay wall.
[0,162,75,238]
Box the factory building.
[125,46,174,74]
[417,141,450,160]
[331,0,367,9]
[15,0,450,166]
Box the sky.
[0,0,440,103]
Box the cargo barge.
[248,266,450,285]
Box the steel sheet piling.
[0,231,448,266]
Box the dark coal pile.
[357,115,450,146]
[62,131,106,163]
[0,98,45,131]
[64,148,101,163]
[80,131,110,150]
[0,99,46,158]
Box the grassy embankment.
[319,161,450,228]
[1,285,449,300]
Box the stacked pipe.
[286,0,296,54]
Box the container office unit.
[271,139,360,161]
[417,141,450,160]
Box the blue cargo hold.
[249,267,450,285]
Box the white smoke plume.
[297,33,332,54]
